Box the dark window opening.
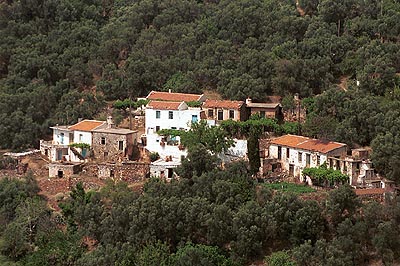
[156,110,161,119]
[317,155,320,165]
[110,169,115,177]
[168,168,173,179]
[168,111,173,119]
[57,170,63,178]
[217,110,223,120]
[208,109,214,118]
[298,152,302,162]
[156,126,160,132]
[101,137,106,145]
[278,146,282,160]
[286,148,290,158]
[229,110,234,119]
[260,111,266,118]
[306,154,311,167]
[118,141,123,151]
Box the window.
[104,152,108,158]
[277,146,282,160]
[110,169,115,177]
[286,148,290,158]
[168,111,173,119]
[208,109,214,118]
[156,126,160,132]
[69,133,74,143]
[101,137,106,145]
[217,110,223,120]
[192,115,198,123]
[156,110,161,119]
[118,141,124,151]
[306,154,311,167]
[229,110,235,119]
[79,134,83,142]
[317,155,320,165]
[60,133,64,144]
[298,152,302,163]
[260,111,266,118]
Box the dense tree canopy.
[1,0,400,154]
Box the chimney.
[78,118,83,122]
[107,116,115,129]
[245,97,252,105]
[168,89,172,93]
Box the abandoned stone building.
[92,118,138,162]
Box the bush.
[150,152,160,162]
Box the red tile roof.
[203,99,244,109]
[69,120,105,131]
[270,134,347,154]
[147,91,203,102]
[147,100,184,110]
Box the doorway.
[57,170,63,178]
[289,164,294,176]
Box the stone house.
[92,125,138,162]
[245,98,283,120]
[202,99,247,125]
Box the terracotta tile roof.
[147,91,204,102]
[147,100,184,110]
[69,120,105,132]
[246,102,281,108]
[203,99,244,109]
[355,188,385,196]
[270,134,347,154]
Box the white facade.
[269,145,330,177]
[145,107,202,134]
[145,101,202,159]
[73,130,92,145]
[268,135,347,178]
[52,127,72,145]
[146,133,188,159]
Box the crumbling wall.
[82,162,149,182]
[49,163,81,178]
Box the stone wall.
[49,163,82,178]
[82,162,149,183]
[92,132,135,162]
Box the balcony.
[40,140,69,149]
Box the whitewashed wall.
[73,130,92,145]
[145,108,202,133]
[52,128,71,145]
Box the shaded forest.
[0,0,399,143]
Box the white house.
[41,120,107,162]
[144,100,205,159]
[269,134,347,178]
